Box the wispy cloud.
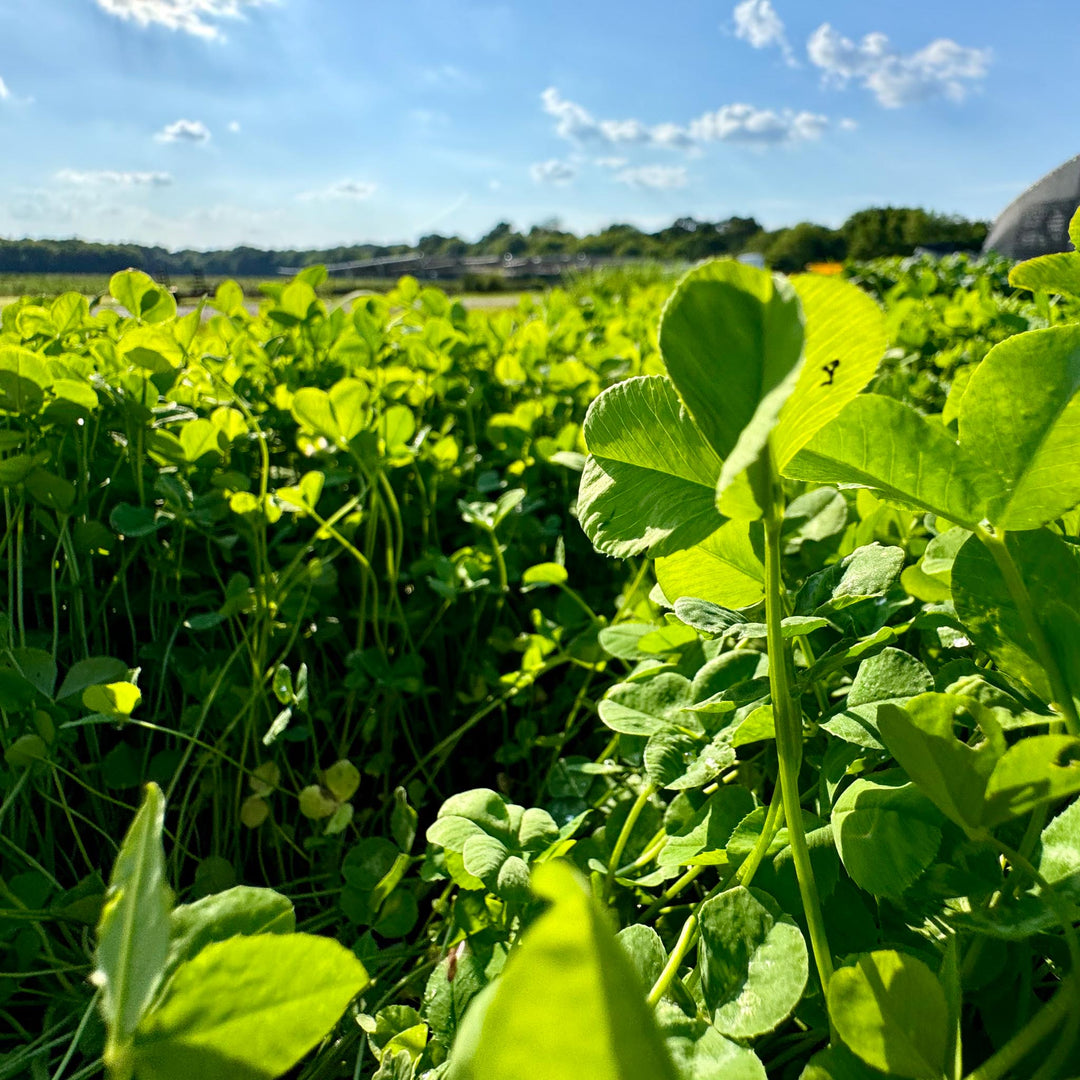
[614,165,688,190]
[530,159,576,184]
[55,168,173,186]
[690,104,828,144]
[541,87,829,151]
[298,179,377,201]
[227,120,241,133]
[421,64,479,90]
[155,118,211,143]
[733,0,794,64]
[94,0,273,42]
[0,76,9,101]
[807,24,991,107]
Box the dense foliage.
[0,206,987,277]
[1,240,1079,1080]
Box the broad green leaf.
[1037,797,1080,901]
[659,786,755,868]
[827,951,948,1080]
[982,735,1080,826]
[117,326,184,373]
[26,468,76,513]
[1009,252,1080,298]
[795,543,905,617]
[433,789,514,843]
[877,694,1006,832]
[616,924,667,990]
[129,933,369,1080]
[164,887,294,982]
[0,346,49,415]
[832,777,943,898]
[698,887,808,1039]
[659,259,804,462]
[179,418,222,463]
[952,530,1080,704]
[822,649,934,749]
[666,1026,767,1080]
[578,376,723,558]
[958,326,1080,528]
[94,783,170,1050]
[772,275,886,467]
[110,269,177,324]
[291,379,369,445]
[645,729,737,791]
[446,860,677,1080]
[655,521,764,608]
[598,673,695,736]
[83,681,142,720]
[783,395,996,528]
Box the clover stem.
[764,507,834,990]
[975,527,1080,737]
[605,783,655,902]
[647,910,698,1007]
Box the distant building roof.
[983,154,1080,260]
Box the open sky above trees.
[0,0,1074,249]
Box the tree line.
[0,207,989,277]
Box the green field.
[3,252,1080,1080]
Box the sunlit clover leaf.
[578,375,724,558]
[877,694,1006,833]
[110,269,177,325]
[117,326,184,374]
[1009,208,1080,297]
[655,520,764,608]
[445,861,678,1080]
[659,260,804,464]
[821,648,934,749]
[93,783,170,1056]
[783,395,996,529]
[659,260,804,518]
[291,378,369,446]
[83,681,142,722]
[771,274,887,468]
[827,951,948,1080]
[981,734,1080,826]
[666,1026,768,1080]
[832,776,944,898]
[659,786,755,868]
[163,886,295,984]
[951,529,1080,705]
[696,886,808,1039]
[128,934,369,1080]
[598,673,696,736]
[0,346,49,415]
[957,325,1080,528]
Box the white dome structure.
[983,154,1080,260]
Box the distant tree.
[765,223,847,272]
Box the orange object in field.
[806,262,844,275]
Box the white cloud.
[94,0,272,42]
[733,0,794,63]
[595,156,629,170]
[530,159,576,184]
[155,118,211,143]
[298,179,377,201]
[614,165,688,190]
[56,168,172,186]
[227,120,241,133]
[807,23,991,107]
[421,64,478,90]
[541,87,827,152]
[0,76,9,101]
[839,117,859,131]
[690,104,828,145]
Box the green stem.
[962,984,1075,1080]
[606,783,655,901]
[764,507,833,989]
[647,910,698,1006]
[736,783,786,887]
[976,527,1080,736]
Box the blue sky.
[0,0,1076,250]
